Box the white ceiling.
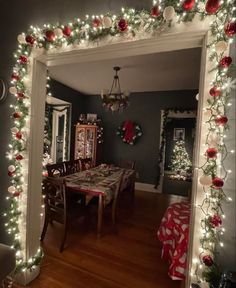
[49,48,201,95]
[46,96,70,105]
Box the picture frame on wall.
[173,128,185,140]
[87,113,97,122]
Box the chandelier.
[101,66,129,112]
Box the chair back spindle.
[46,163,66,177]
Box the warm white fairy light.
[5,2,235,284]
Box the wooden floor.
[16,191,186,288]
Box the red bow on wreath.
[123,121,134,143]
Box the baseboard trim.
[135,182,161,193]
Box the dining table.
[63,164,136,237]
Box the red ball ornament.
[16,154,23,161]
[13,112,21,119]
[118,19,128,32]
[219,56,232,68]
[92,18,101,28]
[13,191,21,197]
[15,132,22,139]
[17,92,25,99]
[19,55,28,64]
[25,35,35,45]
[212,177,224,188]
[215,115,228,126]
[8,171,14,177]
[45,30,56,42]
[151,6,160,17]
[209,86,221,97]
[205,0,221,14]
[209,214,222,227]
[63,26,72,37]
[224,22,236,37]
[206,148,217,158]
[202,255,213,267]
[11,73,20,81]
[182,0,195,11]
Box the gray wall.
[0,0,150,243]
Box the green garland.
[5,1,236,285]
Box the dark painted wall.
[0,0,151,243]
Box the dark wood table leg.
[97,194,103,238]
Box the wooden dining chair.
[41,177,67,252]
[64,159,80,175]
[41,177,84,252]
[119,159,135,170]
[80,158,94,171]
[64,159,86,206]
[46,162,66,177]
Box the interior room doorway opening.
[14,26,220,287]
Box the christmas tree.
[170,139,192,180]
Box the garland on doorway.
[5,1,235,286]
[116,121,142,145]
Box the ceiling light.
[101,66,129,112]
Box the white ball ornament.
[215,41,228,54]
[203,109,212,118]
[199,175,212,186]
[9,87,17,95]
[54,28,63,38]
[11,127,19,134]
[102,16,113,28]
[17,34,26,44]
[163,6,176,21]
[208,133,220,147]
[8,186,16,193]
[8,165,16,173]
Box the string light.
[5,1,235,285]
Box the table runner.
[64,165,134,204]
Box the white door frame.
[51,106,68,162]
[158,109,197,192]
[14,21,234,287]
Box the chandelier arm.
[109,77,116,96]
[116,76,122,96]
[101,66,129,112]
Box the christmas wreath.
[116,121,142,145]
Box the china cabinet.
[74,124,100,165]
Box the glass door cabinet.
[74,124,98,165]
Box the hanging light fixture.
[101,66,130,112]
